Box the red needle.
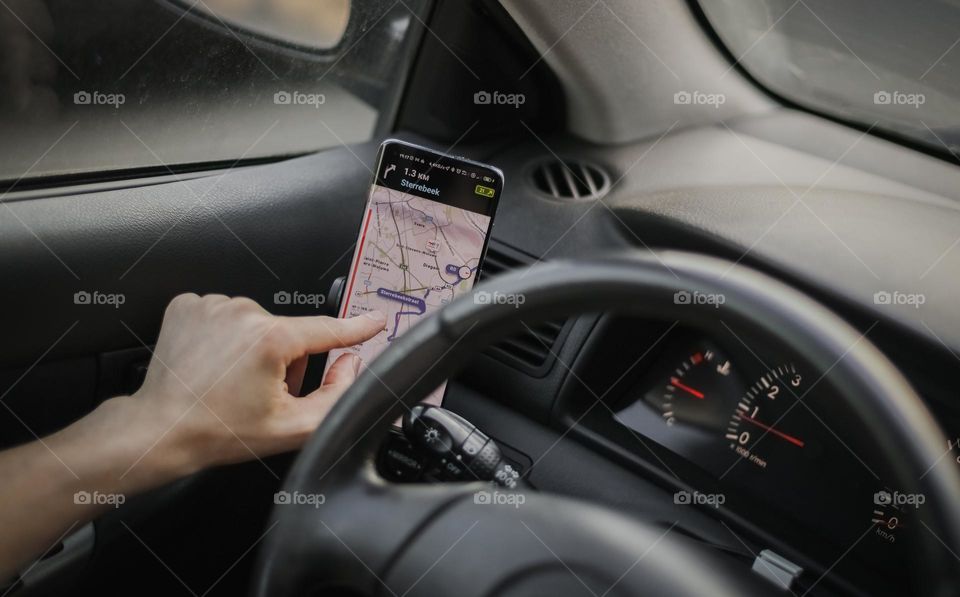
[670,377,705,399]
[740,417,805,447]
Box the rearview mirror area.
[185,0,351,52]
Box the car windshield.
[699,0,960,158]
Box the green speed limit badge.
[474,184,495,198]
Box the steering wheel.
[253,252,960,597]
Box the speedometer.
[726,363,805,470]
[611,334,924,592]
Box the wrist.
[63,394,200,496]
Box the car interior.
[2,0,960,595]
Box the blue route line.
[377,288,427,341]
[445,263,477,286]
[379,264,476,342]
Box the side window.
[0,0,428,182]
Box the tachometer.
[726,364,805,469]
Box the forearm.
[0,395,190,581]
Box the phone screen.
[323,139,503,405]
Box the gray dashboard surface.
[483,110,960,355]
[611,186,958,350]
[2,108,958,369]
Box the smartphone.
[322,139,503,405]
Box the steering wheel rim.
[254,251,960,597]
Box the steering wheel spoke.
[259,459,489,595]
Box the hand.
[0,294,386,580]
[105,294,385,488]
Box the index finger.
[284,310,386,355]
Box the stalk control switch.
[402,404,520,488]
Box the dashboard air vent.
[479,242,570,376]
[529,158,609,200]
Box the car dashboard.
[425,119,960,595]
[439,302,960,596]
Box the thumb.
[321,352,362,389]
[290,353,361,430]
[288,310,386,355]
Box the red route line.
[340,208,373,318]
